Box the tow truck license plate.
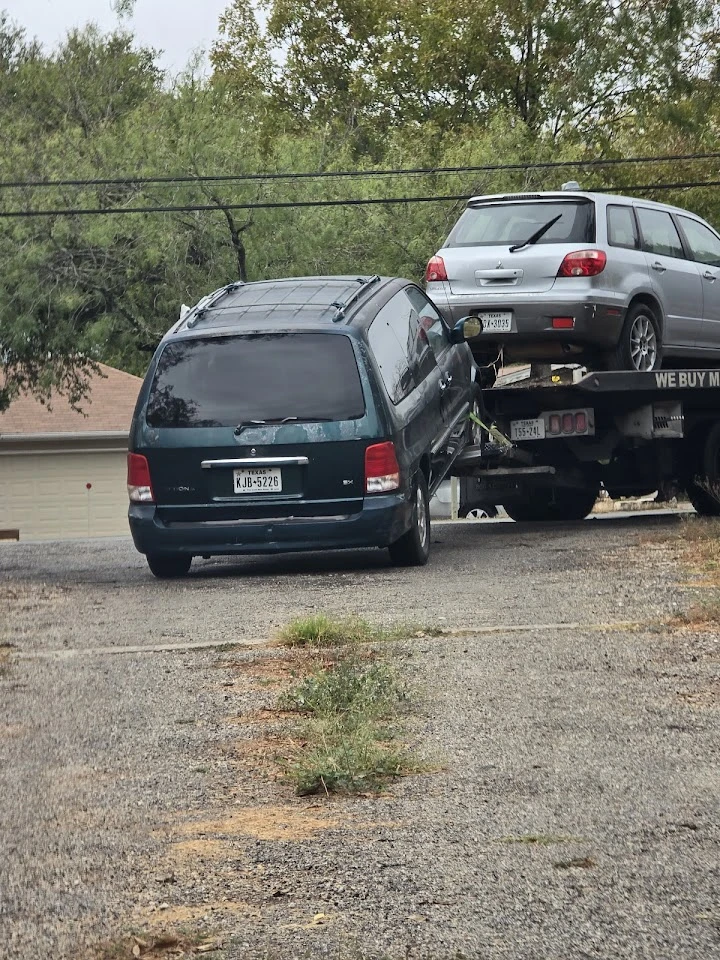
[511,418,546,441]
[233,467,283,493]
[479,311,513,333]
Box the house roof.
[0,364,143,438]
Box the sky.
[2,0,232,75]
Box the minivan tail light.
[425,256,448,283]
[557,249,607,277]
[365,442,400,493]
[127,453,155,503]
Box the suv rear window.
[445,200,594,248]
[146,333,365,427]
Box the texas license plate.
[233,467,283,493]
[479,311,513,333]
[511,418,546,441]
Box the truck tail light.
[562,413,575,434]
[365,442,400,493]
[127,453,155,503]
[425,256,448,282]
[575,411,587,432]
[557,250,607,277]
[549,414,561,435]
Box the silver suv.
[425,186,720,372]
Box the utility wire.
[1,179,719,218]
[1,152,720,191]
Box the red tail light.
[549,414,561,435]
[127,452,155,503]
[561,413,575,434]
[365,441,400,493]
[557,250,607,277]
[425,256,448,283]
[575,411,587,432]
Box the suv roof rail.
[184,281,245,329]
[331,275,381,322]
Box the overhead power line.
[1,179,719,218]
[1,152,720,191]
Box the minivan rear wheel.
[146,553,192,578]
[606,304,662,372]
[388,472,430,566]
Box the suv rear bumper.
[129,493,411,557]
[436,296,626,351]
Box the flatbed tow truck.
[453,365,720,521]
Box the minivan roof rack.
[331,275,381,322]
[184,281,244,328]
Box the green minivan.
[128,276,476,577]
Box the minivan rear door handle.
[703,270,717,282]
[439,379,448,392]
[651,261,667,273]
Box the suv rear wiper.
[509,213,563,253]
[234,416,331,436]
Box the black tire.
[685,423,720,516]
[605,303,662,372]
[146,553,192,578]
[503,486,599,522]
[388,472,430,566]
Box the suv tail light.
[557,250,607,277]
[365,441,400,493]
[425,256,448,282]
[127,453,155,503]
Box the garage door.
[0,449,129,540]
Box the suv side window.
[607,204,639,249]
[678,216,720,267]
[404,286,450,361]
[636,207,685,259]
[368,292,417,404]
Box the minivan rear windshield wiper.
[509,213,563,253]
[234,416,331,436]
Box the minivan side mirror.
[450,316,482,343]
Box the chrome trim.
[201,456,309,469]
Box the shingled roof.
[0,364,143,438]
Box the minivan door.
[636,206,704,348]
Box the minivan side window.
[636,208,685,259]
[607,205,639,250]
[368,293,417,404]
[404,286,450,362]
[678,216,720,267]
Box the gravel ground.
[0,513,718,959]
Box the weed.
[554,856,596,869]
[0,642,12,678]
[280,655,415,795]
[277,614,438,648]
[673,593,720,627]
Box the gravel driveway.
[0,514,718,959]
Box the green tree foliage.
[1,3,720,410]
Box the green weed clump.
[278,613,442,648]
[281,656,413,795]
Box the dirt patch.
[224,707,297,726]
[0,582,71,643]
[232,733,306,777]
[168,838,244,862]
[175,805,339,842]
[676,679,719,708]
[137,900,260,927]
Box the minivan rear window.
[146,333,365,428]
[445,200,594,248]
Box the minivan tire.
[388,472,430,566]
[606,304,662,372]
[146,554,192,578]
[503,486,599,522]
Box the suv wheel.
[146,554,192,578]
[389,472,430,566]
[607,304,662,372]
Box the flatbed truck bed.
[453,367,720,521]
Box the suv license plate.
[233,467,283,494]
[479,311,513,333]
[511,418,546,441]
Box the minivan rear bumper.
[129,493,411,557]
